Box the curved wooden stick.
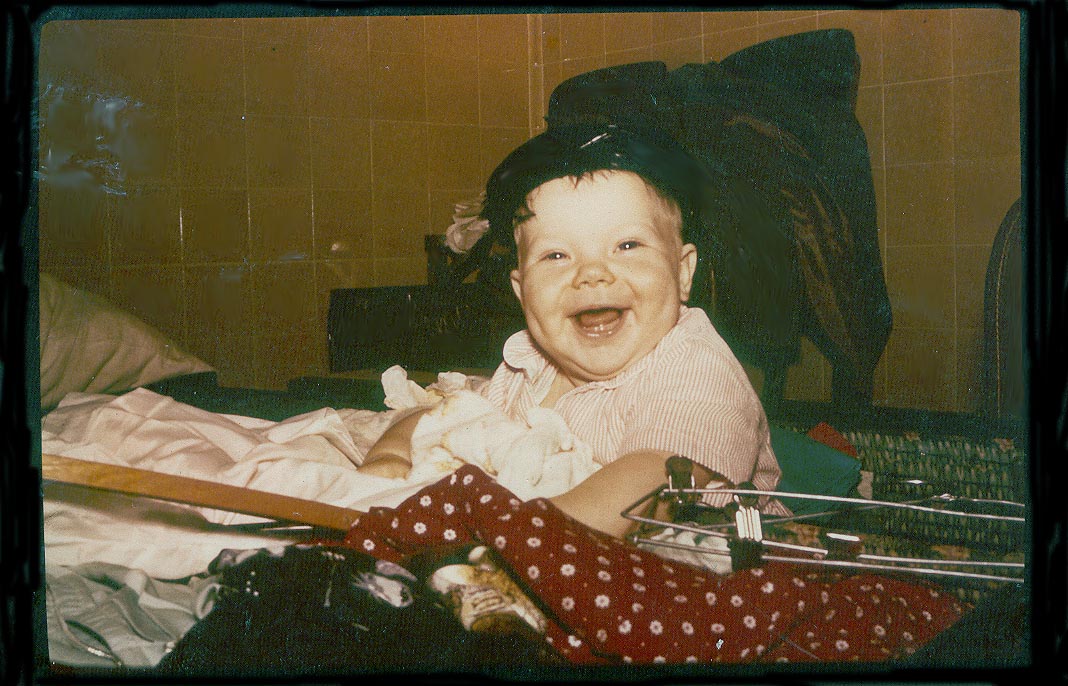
[41,453,362,533]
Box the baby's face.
[510,170,697,386]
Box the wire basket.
[845,431,1027,552]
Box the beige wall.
[36,8,1021,412]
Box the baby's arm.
[358,408,428,478]
[549,450,715,538]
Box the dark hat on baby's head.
[481,123,712,248]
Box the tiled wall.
[37,13,535,388]
[36,8,1021,412]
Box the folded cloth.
[340,465,968,665]
[45,562,219,669]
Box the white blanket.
[42,367,599,579]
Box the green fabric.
[143,373,386,421]
[769,424,861,514]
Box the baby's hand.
[358,453,411,479]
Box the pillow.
[769,423,862,515]
[38,273,214,410]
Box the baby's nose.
[573,259,615,288]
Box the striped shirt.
[481,306,788,515]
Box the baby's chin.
[557,349,654,384]
[532,320,665,382]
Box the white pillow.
[39,273,214,410]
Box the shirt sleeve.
[616,341,785,512]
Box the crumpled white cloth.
[381,366,599,501]
[636,528,734,576]
[41,367,599,578]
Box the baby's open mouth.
[573,307,625,337]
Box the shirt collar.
[501,329,549,379]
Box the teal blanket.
[770,424,862,514]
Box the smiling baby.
[361,125,787,536]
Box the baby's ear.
[678,243,698,301]
[510,268,524,303]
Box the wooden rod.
[41,453,362,533]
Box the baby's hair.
[510,168,684,246]
[482,125,708,253]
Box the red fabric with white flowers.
[341,465,966,664]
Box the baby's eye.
[618,240,642,251]
[543,251,567,261]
